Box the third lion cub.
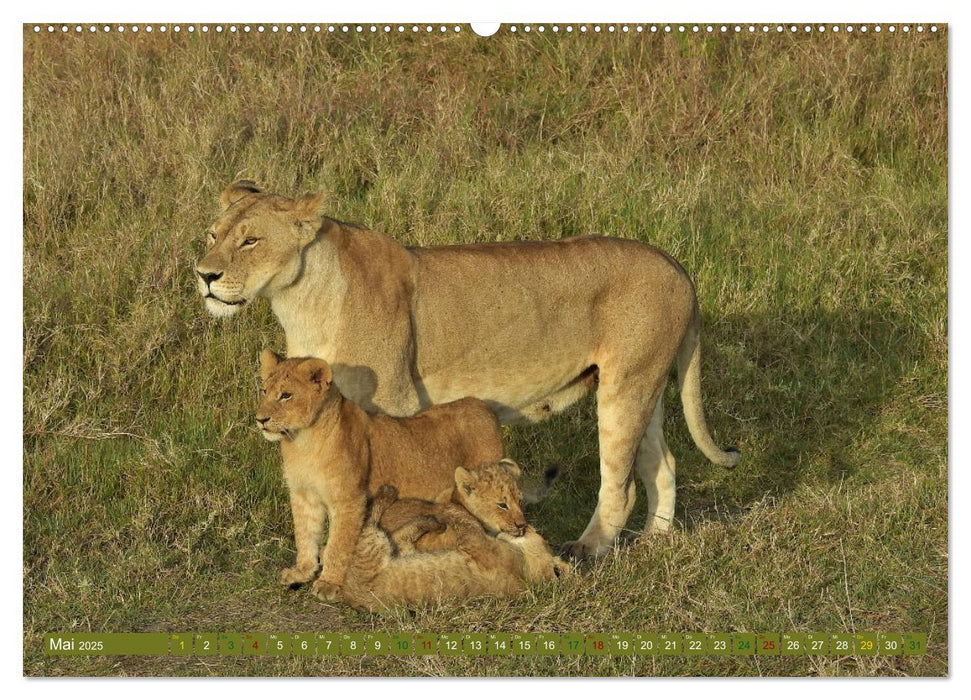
[339,465,570,612]
[378,458,532,554]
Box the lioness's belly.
[419,347,593,416]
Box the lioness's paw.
[644,515,673,535]
[310,578,341,602]
[280,566,316,588]
[560,539,610,561]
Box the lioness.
[200,181,739,559]
[339,484,570,613]
[256,349,504,600]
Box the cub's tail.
[522,464,562,505]
[676,303,741,469]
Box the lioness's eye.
[280,392,292,401]
[241,237,259,247]
[498,502,509,510]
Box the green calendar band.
[42,631,929,657]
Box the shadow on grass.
[510,306,936,545]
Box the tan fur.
[339,485,570,613]
[255,350,504,598]
[201,182,739,558]
[379,458,529,552]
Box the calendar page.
[22,18,947,678]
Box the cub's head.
[196,181,327,318]
[454,459,529,537]
[255,349,335,442]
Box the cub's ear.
[220,180,262,210]
[301,358,334,392]
[454,466,477,495]
[259,348,284,382]
[498,458,522,480]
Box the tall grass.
[23,26,946,676]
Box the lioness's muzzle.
[197,269,223,287]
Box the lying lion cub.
[339,481,570,612]
[380,458,533,554]
[256,349,504,600]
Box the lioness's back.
[411,236,689,294]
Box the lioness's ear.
[454,466,476,495]
[293,190,327,224]
[498,458,522,480]
[302,358,333,392]
[259,348,283,382]
[220,180,262,210]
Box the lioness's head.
[454,459,530,537]
[196,181,326,318]
[256,349,335,442]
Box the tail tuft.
[721,447,741,469]
[543,464,561,485]
[523,463,562,504]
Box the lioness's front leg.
[311,496,367,601]
[281,489,327,587]
[371,370,423,417]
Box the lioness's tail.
[676,303,740,469]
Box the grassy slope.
[23,27,947,676]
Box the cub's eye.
[206,231,216,245]
[498,502,509,511]
[279,392,292,401]
[241,237,259,248]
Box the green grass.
[23,26,947,676]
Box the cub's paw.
[413,515,447,535]
[310,578,341,602]
[279,566,316,588]
[552,557,573,579]
[373,484,399,505]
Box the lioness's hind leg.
[563,369,663,560]
[634,392,677,534]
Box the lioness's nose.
[197,269,223,286]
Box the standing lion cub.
[256,349,504,600]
